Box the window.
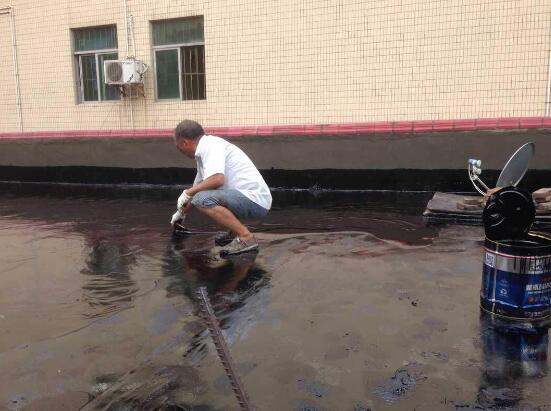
[73,26,119,102]
[152,16,206,100]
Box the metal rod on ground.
[196,287,255,411]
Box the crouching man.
[170,120,272,256]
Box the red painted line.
[452,119,478,131]
[300,125,321,135]
[254,126,275,136]
[351,123,374,134]
[370,121,394,133]
[475,118,500,129]
[496,117,522,129]
[392,121,414,133]
[434,120,455,131]
[412,120,434,133]
[1,116,551,141]
[519,117,545,128]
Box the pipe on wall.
[546,11,551,116]
[0,6,23,131]
[122,0,134,129]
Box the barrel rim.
[485,232,551,251]
[480,303,551,321]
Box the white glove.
[177,189,192,210]
[170,210,184,226]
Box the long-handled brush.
[172,220,218,237]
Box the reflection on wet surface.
[1,184,550,410]
[82,242,139,319]
[470,314,549,411]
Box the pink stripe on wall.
[1,117,551,141]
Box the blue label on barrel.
[481,250,551,320]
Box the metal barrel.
[481,232,551,323]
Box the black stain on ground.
[297,379,328,398]
[294,399,327,411]
[421,351,449,361]
[375,366,427,403]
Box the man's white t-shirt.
[193,135,272,210]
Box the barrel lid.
[496,142,535,187]
[483,186,535,241]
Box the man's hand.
[170,210,184,226]
[177,189,192,210]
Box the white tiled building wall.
[0,0,550,132]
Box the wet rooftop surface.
[1,183,550,411]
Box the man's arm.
[179,174,224,214]
[186,173,225,196]
[193,171,202,187]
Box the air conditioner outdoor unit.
[104,59,146,85]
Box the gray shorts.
[191,189,269,220]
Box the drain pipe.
[0,6,23,131]
[130,14,136,58]
[546,13,551,116]
[122,0,134,129]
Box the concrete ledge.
[1,129,551,170]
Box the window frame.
[75,48,119,103]
[72,25,119,104]
[152,32,206,101]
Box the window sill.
[77,100,121,106]
[154,99,207,103]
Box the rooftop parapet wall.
[1,118,551,171]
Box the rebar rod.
[196,287,255,411]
